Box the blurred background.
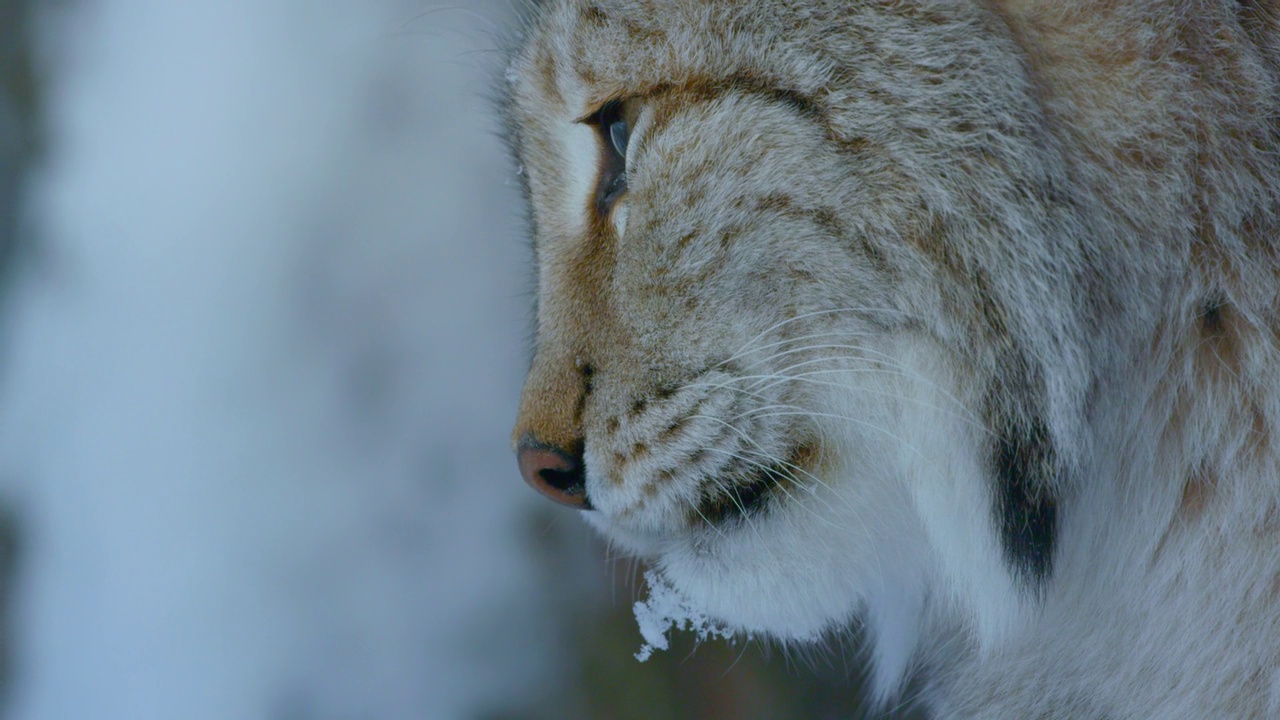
[0,1,919,718]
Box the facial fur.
[506,1,1280,716]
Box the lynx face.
[513,90,924,638]
[505,0,1097,647]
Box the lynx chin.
[505,1,1280,717]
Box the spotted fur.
[506,1,1280,717]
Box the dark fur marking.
[695,460,793,526]
[718,71,827,125]
[757,86,826,126]
[855,233,891,276]
[584,4,606,24]
[674,230,698,253]
[659,73,830,136]
[1200,296,1226,334]
[812,207,844,236]
[755,196,853,258]
[653,383,680,402]
[972,271,1059,584]
[992,416,1059,585]
[572,363,595,425]
[659,415,692,443]
[839,135,872,153]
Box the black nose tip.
[517,435,591,509]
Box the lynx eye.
[591,98,641,214]
[609,119,629,159]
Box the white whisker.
[722,306,915,365]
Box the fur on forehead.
[511,0,1026,129]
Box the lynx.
[506,1,1280,717]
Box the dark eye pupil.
[609,120,629,159]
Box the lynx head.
[506,0,1101,691]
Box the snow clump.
[632,570,737,662]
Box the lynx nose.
[516,435,591,509]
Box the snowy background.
[0,1,900,719]
[0,1,594,717]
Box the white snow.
[0,2,577,719]
[633,570,736,662]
